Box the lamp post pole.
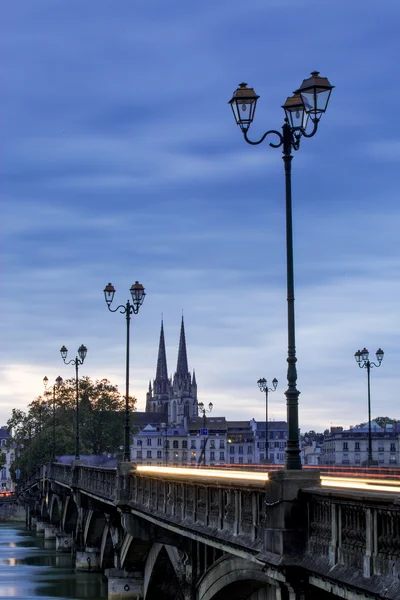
[161,423,171,466]
[60,344,87,460]
[43,375,63,462]
[104,282,146,462]
[28,423,32,476]
[198,402,213,467]
[229,72,334,470]
[257,378,278,463]
[354,348,384,466]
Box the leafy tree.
[7,376,136,480]
[354,416,399,429]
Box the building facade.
[323,422,400,466]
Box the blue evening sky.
[1,0,399,432]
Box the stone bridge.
[18,462,400,600]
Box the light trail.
[321,476,400,493]
[136,466,400,493]
[136,465,269,482]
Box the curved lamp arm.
[299,118,319,139]
[243,129,283,148]
[106,303,129,315]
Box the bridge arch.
[48,494,62,525]
[61,496,78,533]
[198,556,281,600]
[84,510,107,548]
[144,543,188,600]
[100,524,114,570]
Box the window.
[157,450,162,459]
[238,446,243,455]
[147,451,152,459]
[210,441,215,449]
[137,440,142,446]
[230,446,235,454]
[182,440,188,449]
[191,441,196,449]
[260,453,264,461]
[343,442,348,450]
[157,438,162,446]
[247,459,252,464]
[173,440,179,449]
[275,441,279,448]
[279,441,285,449]
[391,443,396,452]
[210,451,215,461]
[230,458,235,464]
[247,446,253,454]
[239,457,243,464]
[390,454,397,464]
[355,453,360,464]
[137,451,142,459]
[182,451,187,461]
[220,452,225,461]
[378,453,384,463]
[378,444,384,452]
[355,442,360,451]
[147,438,152,446]
[219,441,225,449]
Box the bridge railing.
[305,487,400,579]
[127,469,266,549]
[51,463,73,486]
[77,466,117,502]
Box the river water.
[0,522,107,599]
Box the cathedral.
[145,317,198,426]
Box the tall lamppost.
[43,375,63,462]
[60,344,87,460]
[104,281,146,462]
[229,72,334,470]
[354,348,384,466]
[198,402,213,466]
[257,377,278,463]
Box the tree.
[7,376,136,479]
[354,416,399,429]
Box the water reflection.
[0,523,107,599]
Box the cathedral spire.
[156,319,168,381]
[176,315,189,376]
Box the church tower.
[145,319,171,413]
[170,316,198,425]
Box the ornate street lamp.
[229,72,334,470]
[354,348,384,466]
[198,402,213,467]
[43,375,63,462]
[257,377,278,463]
[60,344,87,460]
[104,281,145,462]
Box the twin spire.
[147,315,198,421]
[152,315,192,387]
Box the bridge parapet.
[303,487,400,597]
[77,466,117,502]
[51,463,73,487]
[127,468,266,551]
